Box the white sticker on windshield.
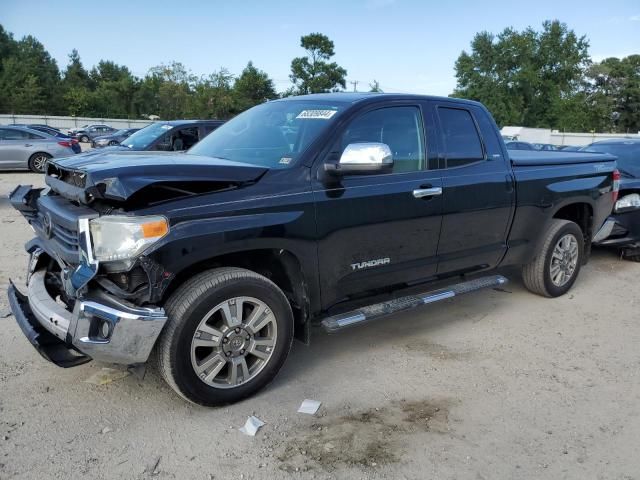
[161,125,172,130]
[296,109,337,120]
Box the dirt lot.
[0,171,639,480]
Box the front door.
[313,103,443,309]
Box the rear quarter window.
[438,107,485,168]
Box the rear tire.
[156,267,294,406]
[522,219,584,297]
[28,152,51,173]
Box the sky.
[2,0,639,96]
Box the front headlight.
[90,215,168,270]
[615,193,640,213]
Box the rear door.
[430,102,514,274]
[313,102,443,308]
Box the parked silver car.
[0,126,77,172]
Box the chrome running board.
[320,274,508,333]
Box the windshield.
[121,123,174,150]
[188,100,346,168]
[581,143,640,178]
[113,129,130,136]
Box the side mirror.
[325,142,393,175]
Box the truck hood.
[45,151,269,205]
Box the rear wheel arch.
[551,202,593,261]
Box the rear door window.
[437,107,485,168]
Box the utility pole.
[350,80,359,92]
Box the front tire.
[522,219,584,297]
[28,152,51,173]
[156,267,294,406]
[80,135,89,143]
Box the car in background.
[118,120,224,151]
[91,128,140,148]
[532,143,560,151]
[558,145,582,152]
[72,125,117,143]
[11,124,81,153]
[585,139,640,261]
[505,140,535,150]
[0,126,77,172]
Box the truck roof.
[279,92,484,107]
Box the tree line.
[453,20,640,133]
[0,21,638,133]
[0,26,351,120]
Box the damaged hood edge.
[46,152,269,203]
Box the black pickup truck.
[7,93,618,406]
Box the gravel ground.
[0,171,639,480]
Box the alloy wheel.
[190,296,278,389]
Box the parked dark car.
[8,93,618,406]
[118,120,224,151]
[505,140,535,150]
[91,128,140,148]
[584,139,640,261]
[73,125,117,143]
[11,124,81,153]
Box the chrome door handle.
[412,187,442,199]
[24,144,33,147]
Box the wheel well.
[29,151,51,160]
[162,249,310,342]
[553,203,593,257]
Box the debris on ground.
[84,367,131,385]
[297,399,322,415]
[239,416,265,436]
[0,310,12,319]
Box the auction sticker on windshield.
[296,110,337,119]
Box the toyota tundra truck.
[7,93,618,406]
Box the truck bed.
[510,150,616,166]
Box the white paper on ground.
[239,416,265,436]
[297,399,322,415]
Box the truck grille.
[33,195,97,267]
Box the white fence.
[502,126,640,146]
[0,114,152,131]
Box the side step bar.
[320,274,508,333]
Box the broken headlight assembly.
[614,193,640,213]
[89,215,169,271]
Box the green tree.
[453,21,590,129]
[143,62,194,119]
[233,61,277,111]
[190,69,236,119]
[369,80,383,92]
[0,34,62,114]
[61,49,92,116]
[88,61,138,117]
[290,33,347,94]
[587,55,640,132]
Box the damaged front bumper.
[7,185,168,367]
[8,261,167,367]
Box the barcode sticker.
[296,109,337,120]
